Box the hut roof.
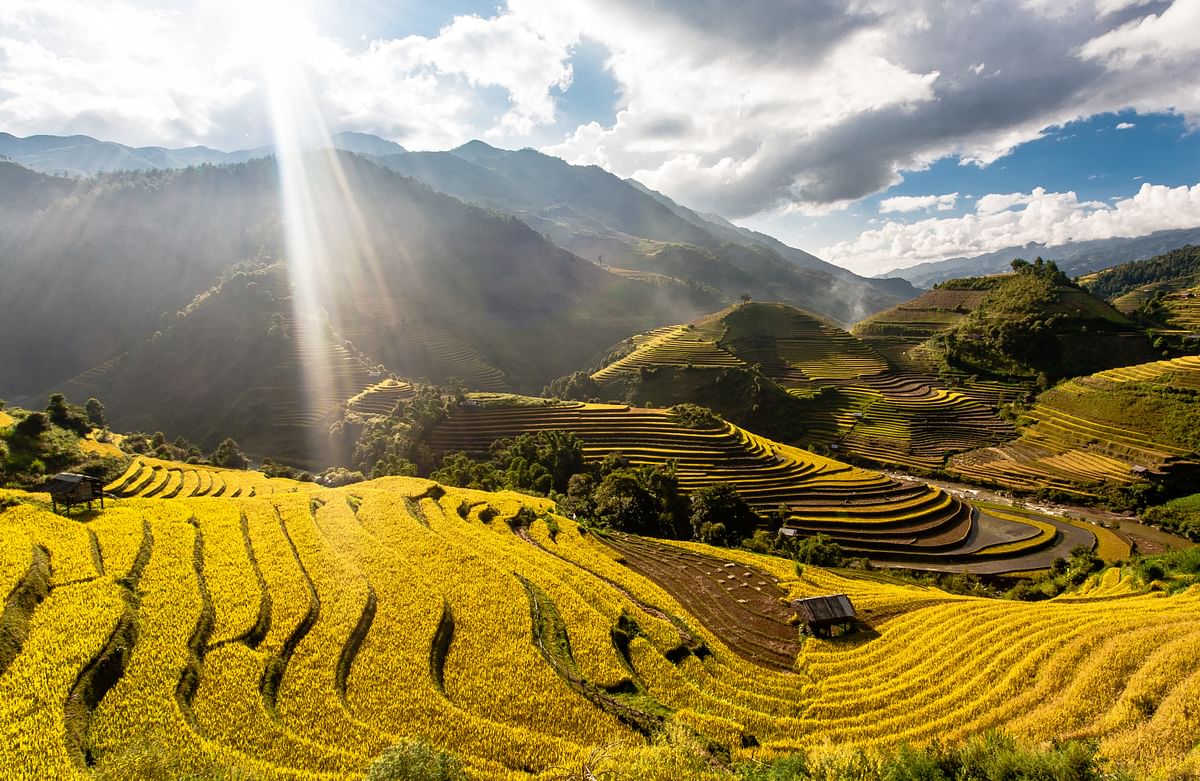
[793,594,856,626]
[44,473,99,496]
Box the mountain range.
[0,131,915,324]
[884,227,1200,288]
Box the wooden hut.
[44,473,105,514]
[793,593,857,638]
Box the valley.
[1,136,1199,781]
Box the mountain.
[0,130,404,176]
[1080,244,1200,304]
[883,227,1200,289]
[899,265,1157,384]
[377,141,918,323]
[0,152,717,463]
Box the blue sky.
[1,0,1198,274]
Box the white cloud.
[0,0,580,150]
[1,0,1198,231]
[820,181,1200,275]
[879,193,959,213]
[1115,121,1136,129]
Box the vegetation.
[0,396,127,486]
[932,259,1150,385]
[1142,493,1200,541]
[0,476,1196,779]
[1084,244,1200,302]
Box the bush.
[791,534,844,567]
[366,740,467,781]
[210,438,248,470]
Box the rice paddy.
[0,478,1196,779]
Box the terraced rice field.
[345,379,416,416]
[426,401,1086,571]
[2,478,1198,779]
[104,457,317,499]
[591,324,744,383]
[1157,288,1200,330]
[949,356,1200,495]
[595,305,1017,472]
[339,301,509,391]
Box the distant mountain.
[378,141,918,323]
[0,130,917,323]
[0,153,717,464]
[0,130,405,176]
[883,228,1200,289]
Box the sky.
[1,0,1199,275]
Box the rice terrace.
[3,2,1200,780]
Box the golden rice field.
[1,476,1198,779]
[426,400,1090,572]
[591,304,1016,472]
[104,456,318,500]
[949,356,1200,495]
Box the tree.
[791,533,844,567]
[689,484,759,545]
[45,392,89,435]
[84,398,106,428]
[210,438,248,469]
[13,412,49,439]
[592,470,661,535]
[740,292,753,303]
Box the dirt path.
[602,533,801,671]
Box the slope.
[1,477,1197,779]
[949,355,1200,498]
[575,303,1015,473]
[378,141,918,324]
[1,153,715,425]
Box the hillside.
[0,154,721,455]
[574,303,1016,474]
[377,142,919,324]
[904,264,1157,384]
[948,355,1200,499]
[0,132,919,326]
[884,227,1200,289]
[423,398,1090,572]
[1,476,1197,778]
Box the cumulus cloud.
[879,193,959,213]
[1,0,1198,237]
[545,0,1200,217]
[0,0,579,150]
[1116,121,1136,128]
[820,181,1200,275]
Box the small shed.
[793,593,857,638]
[44,473,105,514]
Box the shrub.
[365,740,467,781]
[791,534,844,567]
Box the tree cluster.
[428,430,765,545]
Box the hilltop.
[557,302,1016,474]
[1,472,1197,779]
[859,261,1158,385]
[378,141,917,325]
